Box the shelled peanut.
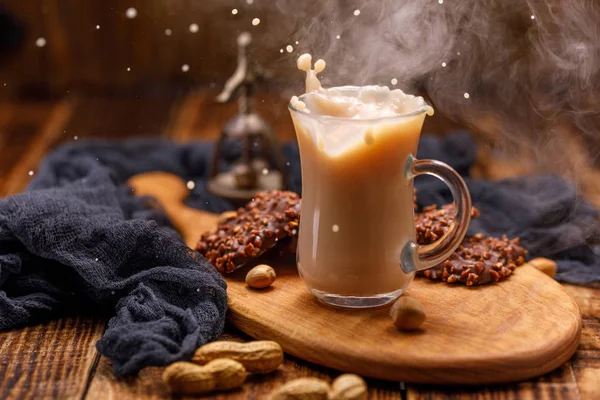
[331,374,368,400]
[193,340,284,374]
[269,374,367,400]
[390,295,426,331]
[162,359,247,395]
[529,257,557,278]
[270,377,331,400]
[246,264,277,289]
[164,339,370,398]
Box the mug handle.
[400,155,472,274]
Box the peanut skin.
[193,340,283,374]
[270,377,330,400]
[331,374,368,400]
[529,257,557,279]
[246,264,277,289]
[390,295,427,331]
[162,359,247,395]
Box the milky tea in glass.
[288,56,472,308]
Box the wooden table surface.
[0,90,598,400]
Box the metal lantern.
[207,32,287,202]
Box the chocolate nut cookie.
[195,190,301,273]
[415,203,481,245]
[421,233,527,286]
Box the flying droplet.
[186,181,195,190]
[189,23,199,33]
[96,25,100,30]
[35,37,46,47]
[28,171,34,176]
[262,168,269,175]
[127,67,131,71]
[332,224,340,232]
[442,62,447,67]
[181,64,190,72]
[247,0,254,4]
[531,15,535,20]
[125,7,137,19]
[438,0,444,4]
[464,93,470,99]
[391,78,398,86]
[165,29,172,36]
[279,48,284,53]
[74,136,79,140]
[295,40,299,45]
[336,34,341,39]
[252,18,260,26]
[354,9,361,16]
[286,45,293,53]
[232,9,238,15]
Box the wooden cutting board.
[129,172,582,385]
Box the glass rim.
[287,85,432,123]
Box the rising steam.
[266,0,600,203]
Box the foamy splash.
[292,53,433,119]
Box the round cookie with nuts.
[415,202,527,285]
[415,203,481,245]
[421,234,528,286]
[195,190,301,273]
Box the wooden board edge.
[226,273,583,385]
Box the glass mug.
[288,86,472,308]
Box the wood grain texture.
[1,99,73,196]
[0,94,598,399]
[0,317,104,400]
[406,363,580,400]
[0,0,311,93]
[0,100,64,194]
[563,284,600,318]
[85,329,403,400]
[570,318,600,400]
[226,263,581,385]
[0,95,181,199]
[407,317,600,400]
[128,172,582,385]
[62,96,178,141]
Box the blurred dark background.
[0,0,328,96]
[1,0,599,209]
[0,0,461,196]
